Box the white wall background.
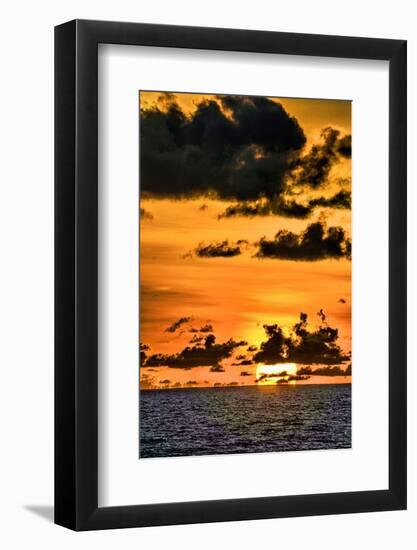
[0,1,414,548]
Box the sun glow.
[256,363,298,385]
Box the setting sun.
[256,363,297,385]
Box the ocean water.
[139,383,351,458]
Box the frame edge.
[388,39,407,510]
[54,19,77,530]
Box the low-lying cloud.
[144,333,247,369]
[140,207,154,220]
[254,311,350,365]
[194,240,242,258]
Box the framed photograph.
[55,19,407,530]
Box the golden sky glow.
[139,91,352,389]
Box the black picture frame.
[55,19,407,531]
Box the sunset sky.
[139,91,351,389]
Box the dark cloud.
[189,323,214,333]
[255,370,289,383]
[141,94,351,228]
[219,95,306,152]
[309,190,351,210]
[232,359,254,366]
[218,198,311,219]
[256,221,351,261]
[296,366,313,375]
[240,371,252,376]
[140,373,157,389]
[247,345,258,352]
[144,333,247,368]
[156,91,177,106]
[164,316,192,333]
[276,200,315,218]
[311,366,345,376]
[204,334,216,347]
[317,308,326,323]
[189,334,204,344]
[254,311,350,365]
[338,298,347,304]
[297,365,351,377]
[337,134,352,158]
[227,381,238,386]
[140,207,154,220]
[292,127,351,188]
[194,240,242,258]
[159,379,171,385]
[254,375,267,384]
[218,190,351,220]
[185,380,198,386]
[140,342,150,365]
[210,364,226,372]
[140,94,306,202]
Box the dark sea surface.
[139,383,351,458]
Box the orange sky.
[139,91,351,389]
